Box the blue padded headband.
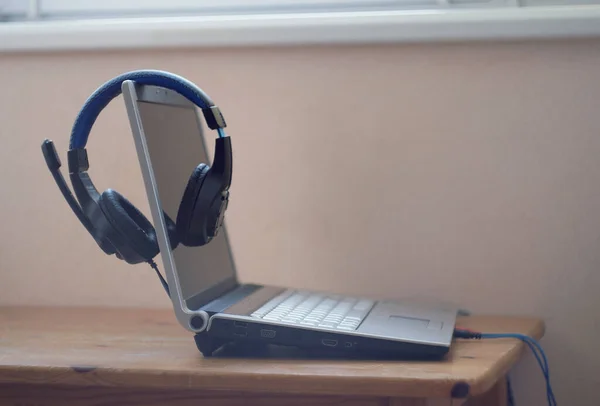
[69,70,221,150]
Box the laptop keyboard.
[250,290,374,331]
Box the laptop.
[122,81,457,359]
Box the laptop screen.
[136,100,237,308]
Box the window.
[3,0,600,22]
[1,0,599,50]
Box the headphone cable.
[148,259,170,297]
[454,329,556,406]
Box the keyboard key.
[343,309,369,320]
[321,299,338,307]
[267,309,285,314]
[353,300,374,311]
[323,319,342,325]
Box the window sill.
[1,5,600,53]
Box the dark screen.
[137,100,236,303]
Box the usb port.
[321,339,338,347]
[234,321,248,328]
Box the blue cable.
[525,337,556,406]
[507,376,515,406]
[480,333,556,406]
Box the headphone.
[41,70,232,265]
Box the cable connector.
[453,329,482,339]
[148,259,170,297]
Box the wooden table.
[0,307,543,406]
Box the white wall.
[1,39,599,404]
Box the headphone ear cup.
[162,211,179,250]
[99,189,159,262]
[177,163,210,246]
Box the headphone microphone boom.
[42,70,232,265]
[42,139,98,238]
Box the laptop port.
[321,339,338,347]
[234,321,248,328]
[260,329,276,339]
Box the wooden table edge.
[0,307,546,400]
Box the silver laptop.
[122,81,457,358]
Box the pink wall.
[1,40,600,404]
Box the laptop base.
[194,320,450,359]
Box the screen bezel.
[124,83,239,312]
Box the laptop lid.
[123,82,238,331]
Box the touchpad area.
[388,315,430,329]
[357,302,446,340]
